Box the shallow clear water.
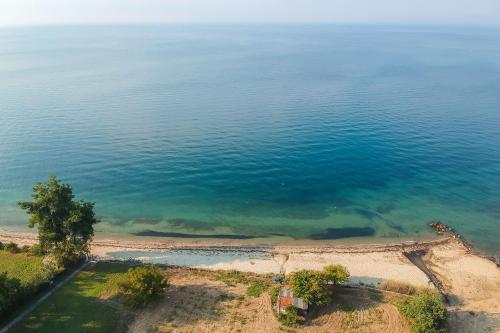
[1,25,499,254]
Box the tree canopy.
[322,264,350,285]
[289,265,350,306]
[17,176,98,261]
[289,270,331,306]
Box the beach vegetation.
[215,270,248,286]
[380,280,420,295]
[269,285,280,304]
[322,264,350,285]
[289,270,331,306]
[278,305,303,327]
[246,280,270,297]
[397,290,447,333]
[4,242,20,253]
[118,264,168,307]
[17,176,98,265]
[289,265,350,306]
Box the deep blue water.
[1,25,499,254]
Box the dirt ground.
[127,268,410,333]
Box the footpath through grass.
[10,262,131,333]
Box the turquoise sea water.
[1,25,499,254]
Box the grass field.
[10,262,131,333]
[0,252,44,286]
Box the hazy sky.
[1,0,500,27]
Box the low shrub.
[397,290,447,333]
[0,272,21,315]
[29,243,44,256]
[118,264,168,307]
[20,245,31,253]
[278,306,303,327]
[4,242,19,253]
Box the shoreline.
[1,228,499,331]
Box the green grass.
[246,280,271,297]
[0,251,44,286]
[10,262,131,333]
[214,270,249,286]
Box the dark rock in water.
[309,227,375,240]
[428,221,500,267]
[429,221,454,234]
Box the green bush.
[269,285,280,305]
[0,242,4,250]
[278,306,302,327]
[397,290,447,333]
[289,270,331,306]
[118,265,168,307]
[20,245,31,253]
[4,242,19,253]
[322,264,350,285]
[30,243,44,256]
[0,272,21,315]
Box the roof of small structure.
[278,289,308,310]
[279,296,293,308]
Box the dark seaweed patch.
[167,218,216,231]
[309,227,375,240]
[376,203,395,215]
[353,208,381,221]
[133,230,258,239]
[133,217,163,225]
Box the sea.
[1,24,499,255]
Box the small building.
[276,289,308,314]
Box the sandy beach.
[1,228,499,332]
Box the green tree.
[118,265,168,307]
[0,272,21,315]
[17,176,98,262]
[289,270,331,306]
[322,264,350,285]
[397,290,447,333]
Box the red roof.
[279,296,293,308]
